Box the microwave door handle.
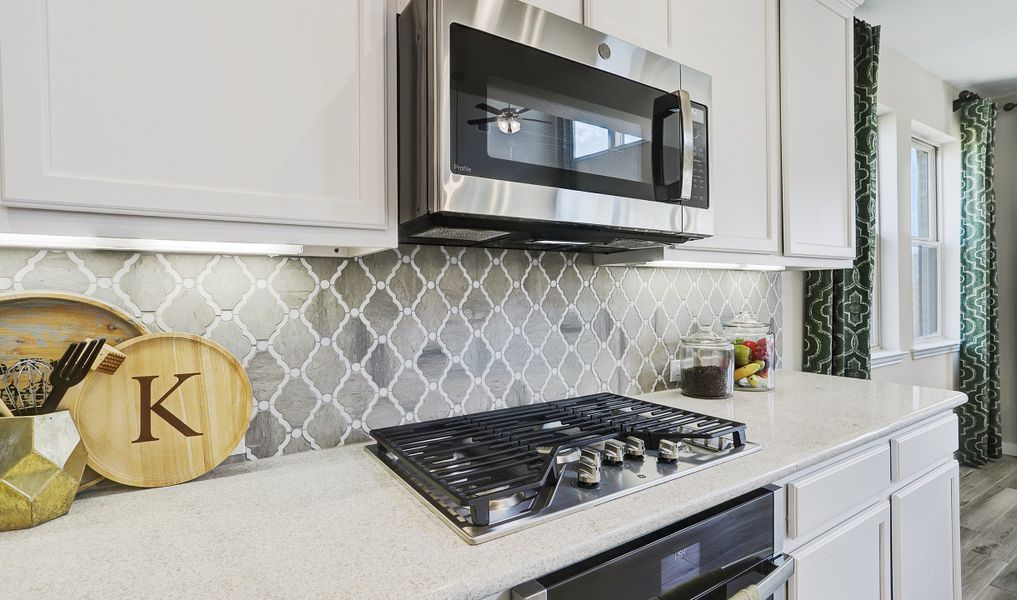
[651,91,679,201]
[678,89,694,201]
[740,556,794,599]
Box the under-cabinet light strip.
[642,260,785,272]
[0,234,303,256]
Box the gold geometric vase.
[0,412,87,531]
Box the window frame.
[909,137,943,342]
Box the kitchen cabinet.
[594,0,861,270]
[787,501,891,600]
[669,0,782,255]
[0,0,395,254]
[520,0,584,23]
[780,413,960,598]
[780,0,856,260]
[585,0,671,50]
[891,461,962,600]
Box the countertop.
[0,371,965,600]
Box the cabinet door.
[780,0,856,259]
[788,501,890,600]
[670,0,781,254]
[585,0,670,50]
[0,0,387,231]
[519,0,584,23]
[891,461,961,600]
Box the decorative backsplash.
[0,246,781,458]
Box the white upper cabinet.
[0,0,392,249]
[519,0,584,23]
[780,0,856,259]
[669,0,781,254]
[585,0,671,50]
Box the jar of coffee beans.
[677,323,734,399]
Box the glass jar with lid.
[677,323,734,399]
[723,311,776,392]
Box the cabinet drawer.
[891,414,958,483]
[787,445,890,539]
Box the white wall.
[782,48,962,392]
[995,94,1017,453]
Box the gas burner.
[367,393,759,543]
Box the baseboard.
[1003,442,1017,457]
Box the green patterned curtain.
[957,99,1000,466]
[802,19,880,379]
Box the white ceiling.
[856,0,1017,99]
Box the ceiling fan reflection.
[467,103,552,134]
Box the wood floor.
[962,456,1017,598]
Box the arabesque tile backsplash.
[0,246,781,458]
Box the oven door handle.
[651,89,695,203]
[732,556,794,600]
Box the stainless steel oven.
[398,0,713,253]
[511,487,792,600]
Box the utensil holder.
[0,411,87,531]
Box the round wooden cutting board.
[71,333,252,488]
[0,291,152,492]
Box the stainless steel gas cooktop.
[366,393,759,543]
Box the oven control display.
[660,542,702,591]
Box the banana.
[734,362,762,381]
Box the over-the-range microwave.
[397,0,713,253]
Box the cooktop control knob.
[624,437,646,460]
[657,439,683,464]
[577,448,602,488]
[603,440,625,466]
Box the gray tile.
[364,342,400,390]
[0,244,782,459]
[362,290,401,335]
[416,341,450,381]
[202,257,250,309]
[237,289,286,340]
[17,252,92,294]
[160,289,215,334]
[335,261,375,309]
[246,410,288,459]
[306,401,350,449]
[274,378,319,425]
[336,316,377,368]
[303,348,348,395]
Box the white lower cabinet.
[783,415,961,598]
[891,460,962,600]
[788,501,891,600]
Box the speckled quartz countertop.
[1,371,964,600]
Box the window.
[870,198,881,349]
[910,138,940,339]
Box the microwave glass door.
[449,24,707,208]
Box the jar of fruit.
[723,312,775,392]
[677,323,734,399]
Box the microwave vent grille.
[412,227,512,243]
[601,239,665,250]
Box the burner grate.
[370,393,747,526]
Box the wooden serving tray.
[0,291,151,491]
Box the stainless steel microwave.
[398,0,713,253]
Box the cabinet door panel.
[891,461,961,600]
[788,501,890,600]
[671,0,781,254]
[519,0,584,23]
[781,0,855,259]
[586,0,670,50]
[0,0,387,230]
